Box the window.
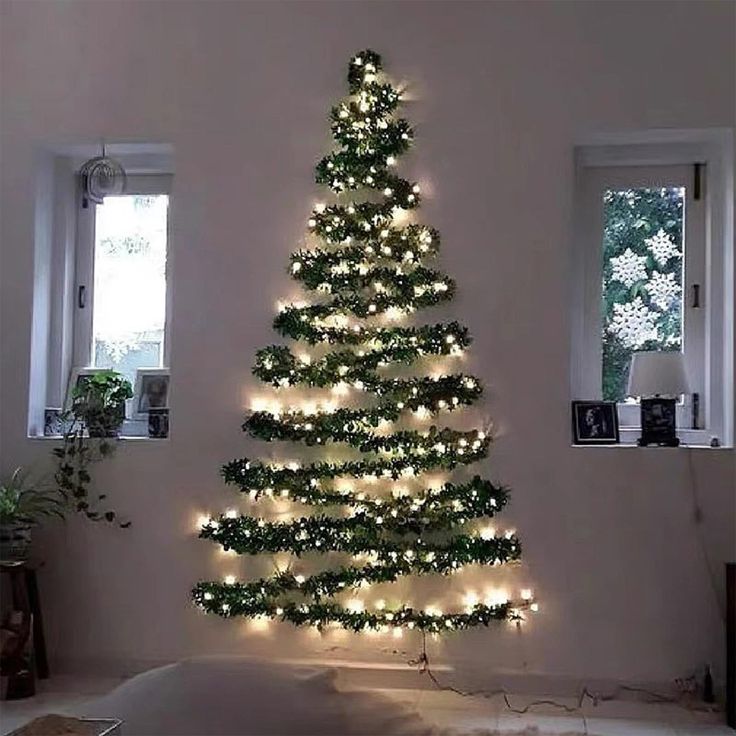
[26,145,174,438]
[75,176,171,387]
[572,137,733,446]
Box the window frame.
[576,164,704,429]
[572,137,733,447]
[73,174,173,373]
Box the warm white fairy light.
[193,50,533,637]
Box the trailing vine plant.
[53,370,132,527]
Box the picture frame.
[65,367,106,412]
[148,408,169,439]
[571,401,620,445]
[43,408,63,437]
[133,368,170,419]
[639,397,679,447]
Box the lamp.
[627,351,689,447]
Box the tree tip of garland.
[348,50,384,91]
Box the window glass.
[91,194,169,386]
[601,187,684,402]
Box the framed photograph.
[65,367,106,411]
[44,408,63,437]
[639,397,678,447]
[133,368,170,418]
[148,408,169,439]
[572,401,620,445]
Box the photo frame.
[133,368,170,419]
[65,367,107,411]
[639,397,679,447]
[43,408,63,437]
[571,401,620,445]
[148,408,169,439]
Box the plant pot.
[84,402,125,438]
[0,523,32,562]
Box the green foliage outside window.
[601,187,684,402]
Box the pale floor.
[0,675,732,736]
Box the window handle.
[691,284,700,309]
[78,285,86,309]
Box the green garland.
[193,49,532,631]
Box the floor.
[0,676,732,736]
[381,687,734,735]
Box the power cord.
[406,631,718,735]
[684,445,727,622]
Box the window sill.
[573,427,730,449]
[29,418,169,441]
[29,435,168,442]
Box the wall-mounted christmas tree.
[193,50,536,633]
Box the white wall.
[1,0,734,687]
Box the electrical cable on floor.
[406,631,721,735]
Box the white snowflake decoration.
[645,228,679,266]
[645,271,680,310]
[608,297,658,349]
[610,248,648,287]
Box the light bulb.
[224,575,236,585]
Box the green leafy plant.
[71,369,133,438]
[0,468,65,526]
[52,370,132,527]
[0,468,66,561]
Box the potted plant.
[52,370,132,528]
[71,370,133,438]
[0,469,65,562]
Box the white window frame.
[572,136,733,447]
[73,174,173,372]
[26,143,174,438]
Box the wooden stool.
[0,562,49,680]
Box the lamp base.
[637,437,680,448]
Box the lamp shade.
[627,351,689,397]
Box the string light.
[192,48,530,634]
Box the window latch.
[78,285,86,309]
[691,283,701,309]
